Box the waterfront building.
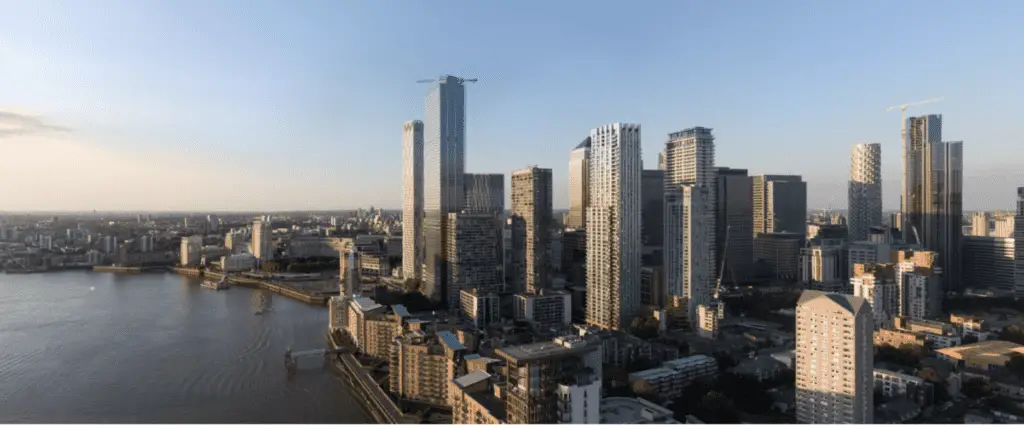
[496,336,602,424]
[422,76,469,304]
[796,291,873,424]
[402,120,425,281]
[568,138,591,229]
[391,330,467,407]
[252,219,272,261]
[586,123,642,331]
[849,143,882,242]
[180,235,203,267]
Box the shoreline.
[171,267,331,306]
[325,329,413,424]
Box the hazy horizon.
[2,1,1022,212]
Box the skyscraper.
[716,167,753,284]
[796,291,873,424]
[641,169,665,260]
[586,123,642,330]
[663,127,716,317]
[567,138,591,229]
[252,219,271,262]
[664,184,712,322]
[1016,188,1024,297]
[511,166,553,294]
[464,173,504,216]
[421,76,468,304]
[849,143,882,242]
[901,114,963,291]
[402,120,424,281]
[752,175,807,236]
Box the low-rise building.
[221,253,255,272]
[874,328,927,348]
[935,340,1024,373]
[460,289,500,329]
[513,290,571,330]
[600,397,681,424]
[628,355,718,401]
[873,368,933,406]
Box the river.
[0,270,367,423]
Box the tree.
[403,278,421,293]
[629,317,660,339]
[1007,352,1024,380]
[962,378,992,399]
[1000,325,1024,345]
[632,379,657,401]
[962,333,979,345]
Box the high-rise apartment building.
[586,123,642,330]
[496,336,602,424]
[971,212,990,237]
[716,167,753,284]
[752,175,808,236]
[962,236,1016,293]
[402,120,425,281]
[568,138,591,229]
[641,169,665,260]
[1017,188,1024,297]
[663,127,716,320]
[422,76,469,304]
[180,236,203,267]
[464,173,505,216]
[796,291,873,424]
[901,114,963,291]
[849,143,882,242]
[893,249,941,320]
[510,166,553,294]
[252,219,271,261]
[994,216,1015,238]
[664,184,712,322]
[800,240,846,293]
[446,213,503,309]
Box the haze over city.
[2,0,1022,211]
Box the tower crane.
[885,97,944,123]
[416,76,478,84]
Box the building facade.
[446,213,503,310]
[496,336,602,424]
[464,173,505,216]
[586,123,642,330]
[796,291,873,424]
[752,175,807,236]
[849,143,882,242]
[422,76,469,304]
[962,236,1016,292]
[1016,188,1024,297]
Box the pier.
[284,347,345,374]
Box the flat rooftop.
[601,397,680,424]
[497,337,592,362]
[936,340,1024,367]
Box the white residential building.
[849,143,882,242]
[852,264,899,329]
[180,235,203,266]
[586,123,642,331]
[402,120,424,281]
[796,291,873,424]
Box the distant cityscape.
[3,78,1024,425]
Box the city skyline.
[3,1,1024,211]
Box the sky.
[1,0,1023,212]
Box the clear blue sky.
[1,0,1022,211]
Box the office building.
[716,167,753,284]
[663,127,716,325]
[586,123,642,331]
[849,143,882,242]
[962,236,1016,292]
[402,120,425,281]
[568,137,591,229]
[562,228,587,286]
[511,166,553,294]
[796,291,873,424]
[847,241,890,279]
[753,232,803,281]
[1016,188,1024,297]
[446,213,503,309]
[496,336,602,424]
[464,173,505,216]
[664,184,712,323]
[460,288,500,328]
[513,290,572,330]
[422,76,469,304]
[901,114,963,291]
[752,175,807,236]
[851,263,899,329]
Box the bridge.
[285,347,346,374]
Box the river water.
[0,271,367,423]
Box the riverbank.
[170,267,330,306]
[326,330,413,424]
[93,265,169,273]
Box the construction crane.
[713,225,730,300]
[885,97,944,122]
[416,76,478,84]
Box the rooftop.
[497,336,593,362]
[438,330,466,351]
[936,340,1024,367]
[798,290,870,316]
[600,397,681,424]
[453,370,492,388]
[350,295,383,312]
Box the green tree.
[963,377,992,399]
[632,379,658,401]
[1000,325,1024,345]
[629,316,660,339]
[1007,352,1024,380]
